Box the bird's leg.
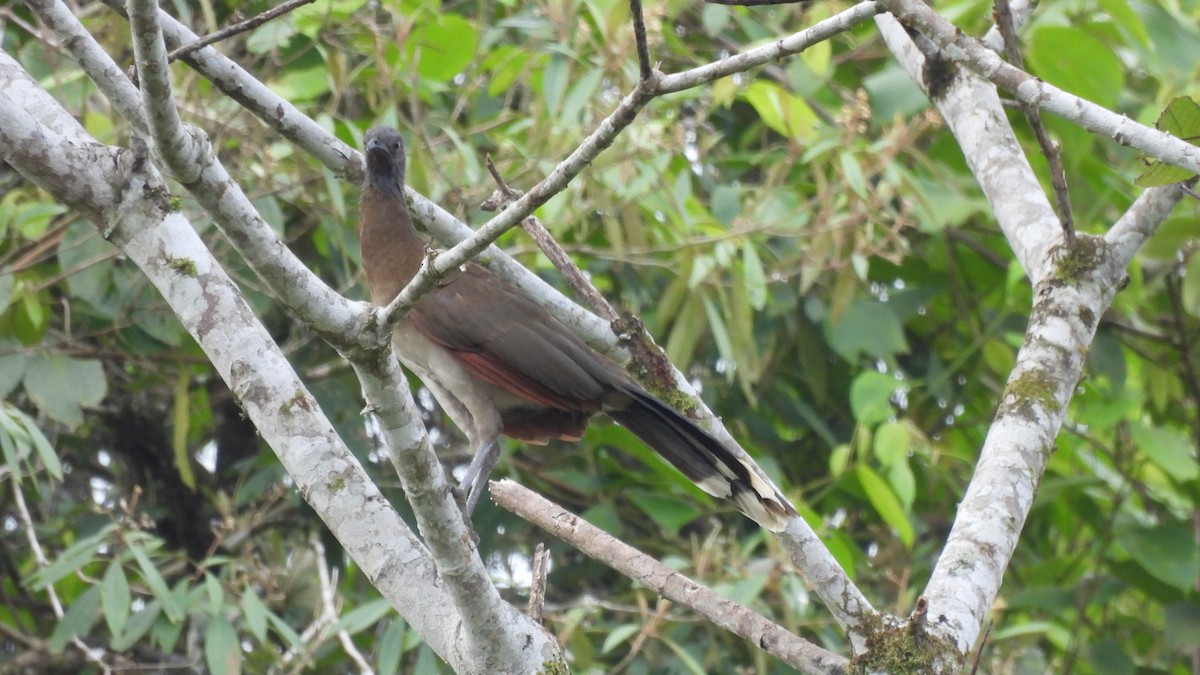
[457,438,500,514]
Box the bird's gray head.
[363,126,406,195]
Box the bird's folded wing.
[408,265,609,411]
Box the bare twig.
[993,0,1074,246]
[313,537,376,674]
[628,0,652,81]
[167,0,315,62]
[705,0,810,5]
[10,473,109,669]
[968,620,993,675]
[490,479,850,674]
[611,597,671,673]
[527,543,549,622]
[482,154,621,323]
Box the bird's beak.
[365,139,390,171]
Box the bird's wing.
[408,264,612,411]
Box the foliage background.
[1,0,1198,672]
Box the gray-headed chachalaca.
[358,126,795,531]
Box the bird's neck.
[359,185,426,306]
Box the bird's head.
[363,126,406,194]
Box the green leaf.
[172,370,197,491]
[856,465,914,548]
[50,585,101,653]
[886,461,916,511]
[561,68,603,124]
[17,407,62,481]
[30,525,114,589]
[825,298,908,363]
[1086,640,1135,675]
[1095,0,1150,46]
[241,588,268,641]
[600,623,640,654]
[408,14,478,83]
[0,349,27,399]
[849,371,899,426]
[24,354,107,429]
[1128,422,1200,482]
[1028,26,1123,109]
[1116,521,1199,591]
[336,597,391,635]
[581,500,623,537]
[829,443,851,477]
[1164,602,1200,652]
[701,294,735,378]
[265,604,304,649]
[273,65,331,102]
[111,599,161,651]
[59,222,116,307]
[660,637,707,675]
[0,272,13,315]
[378,619,406,675]
[742,244,767,311]
[205,614,242,675]
[204,572,224,616]
[628,491,702,536]
[246,16,299,55]
[873,421,909,466]
[12,201,66,238]
[129,543,184,622]
[1135,96,1200,186]
[541,55,568,117]
[742,81,818,141]
[101,560,131,637]
[701,4,728,35]
[839,152,867,197]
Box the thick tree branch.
[779,519,877,653]
[875,6,1184,663]
[109,0,366,346]
[491,479,850,675]
[352,353,542,671]
[1105,184,1192,268]
[0,60,564,675]
[876,13,1058,282]
[126,0,200,184]
[877,0,1200,176]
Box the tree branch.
[351,352,541,671]
[127,0,200,184]
[876,0,1200,176]
[1105,183,1192,268]
[0,63,563,675]
[876,13,1059,283]
[490,479,850,675]
[166,0,315,63]
[993,0,1075,246]
[482,155,621,323]
[874,5,1183,661]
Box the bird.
[358,126,796,531]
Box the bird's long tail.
[607,389,796,531]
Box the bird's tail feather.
[608,389,796,532]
